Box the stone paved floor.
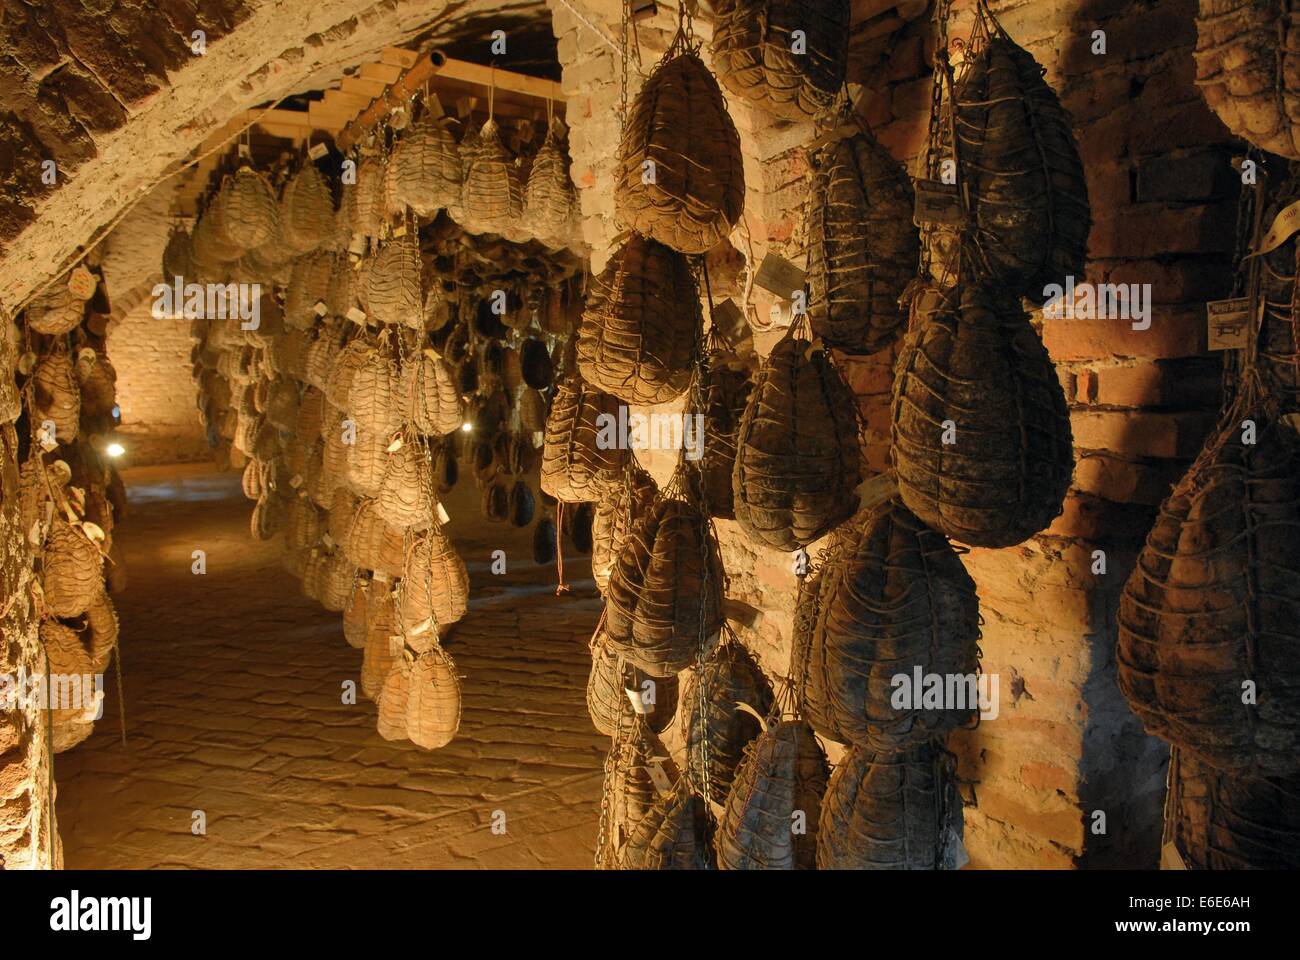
[55,463,607,869]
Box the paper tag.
[289,474,304,489]
[313,301,328,316]
[914,178,964,225]
[386,436,403,453]
[625,686,650,715]
[424,93,445,120]
[373,570,392,584]
[646,761,672,795]
[532,430,545,449]
[345,307,367,325]
[436,502,450,525]
[422,346,442,360]
[753,252,806,300]
[67,265,98,300]
[348,235,368,255]
[322,533,335,549]
[308,142,328,161]
[1206,296,1252,351]
[1251,198,1300,257]
[711,298,752,351]
[238,143,251,160]
[455,96,474,119]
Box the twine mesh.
[577,233,699,404]
[604,485,725,676]
[806,119,918,355]
[525,118,578,245]
[26,287,84,336]
[731,319,861,550]
[816,741,965,870]
[715,718,829,870]
[683,637,775,800]
[392,108,464,218]
[890,284,1073,548]
[710,0,849,122]
[281,162,335,255]
[1118,392,1300,778]
[463,118,524,235]
[615,42,745,254]
[540,374,629,502]
[366,232,424,329]
[377,646,462,749]
[214,167,281,253]
[946,4,1090,302]
[1194,0,1300,160]
[618,783,713,869]
[32,350,81,442]
[1166,747,1300,869]
[586,629,679,736]
[41,519,102,618]
[807,496,981,748]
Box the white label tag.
[308,142,328,161]
[345,307,367,325]
[753,252,806,299]
[67,265,97,300]
[625,687,650,715]
[238,143,251,160]
[532,430,545,449]
[313,301,328,316]
[1206,297,1252,351]
[436,502,450,525]
[289,474,304,489]
[646,761,672,796]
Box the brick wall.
[549,0,1233,867]
[106,298,212,467]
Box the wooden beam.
[337,48,563,152]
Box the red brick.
[1020,761,1075,794]
[1091,360,1223,408]
[1071,409,1214,458]
[1041,307,1204,361]
[1046,492,1157,541]
[1075,369,1097,403]
[975,790,1086,849]
[1089,202,1236,259]
[1072,454,1184,505]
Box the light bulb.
[105,442,125,458]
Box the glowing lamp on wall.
[105,442,125,459]
[461,421,473,433]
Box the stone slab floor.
[55,463,608,869]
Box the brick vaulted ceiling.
[0,0,554,312]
